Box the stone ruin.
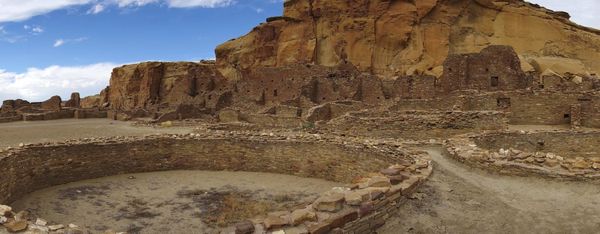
[0,92,107,123]
[0,132,431,233]
[3,0,600,233]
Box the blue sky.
[0,0,598,101]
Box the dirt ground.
[0,119,191,148]
[379,147,600,234]
[11,170,340,234]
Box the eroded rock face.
[216,0,600,79]
[108,61,230,114]
[65,92,81,108]
[41,96,62,111]
[1,99,30,113]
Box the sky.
[0,0,598,101]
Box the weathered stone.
[379,168,400,176]
[14,211,29,221]
[35,218,47,226]
[283,226,309,234]
[0,205,11,216]
[572,160,592,170]
[534,158,546,163]
[28,224,49,233]
[525,157,535,163]
[65,92,81,108]
[358,202,374,217]
[545,159,560,167]
[65,228,85,234]
[388,174,409,185]
[313,192,345,212]
[234,220,254,234]
[307,222,331,234]
[263,215,288,230]
[48,224,65,231]
[344,190,370,206]
[290,209,316,226]
[367,176,391,188]
[3,220,27,232]
[328,210,358,229]
[41,96,62,111]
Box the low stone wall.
[323,110,507,139]
[74,109,108,119]
[0,115,22,123]
[444,131,600,180]
[8,109,107,122]
[0,132,432,234]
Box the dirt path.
[379,146,600,234]
[0,119,191,148]
[11,170,340,234]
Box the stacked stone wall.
[0,132,432,233]
[445,131,600,179]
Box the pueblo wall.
[108,61,231,114]
[0,133,402,205]
[216,0,600,80]
[0,132,432,233]
[445,131,600,179]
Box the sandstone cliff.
[107,61,231,114]
[216,0,600,79]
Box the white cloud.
[528,0,600,29]
[87,4,105,14]
[53,37,88,47]
[0,63,117,101]
[24,25,44,34]
[167,0,234,8]
[0,0,236,22]
[53,39,65,47]
[32,26,43,33]
[0,0,92,23]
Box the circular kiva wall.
[0,132,432,233]
[444,131,600,179]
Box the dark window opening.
[491,76,499,87]
[497,98,511,108]
[274,89,278,97]
[564,114,571,119]
[537,140,545,150]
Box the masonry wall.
[0,136,396,205]
[458,92,600,127]
[474,132,600,159]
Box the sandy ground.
[379,147,600,234]
[11,171,340,234]
[0,119,191,148]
